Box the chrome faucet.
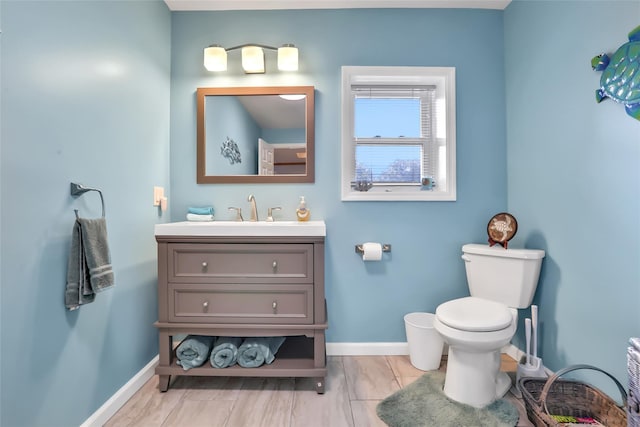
[247,194,258,221]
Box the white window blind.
[351,86,436,185]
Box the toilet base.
[443,346,511,408]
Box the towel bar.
[70,182,105,218]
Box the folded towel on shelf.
[237,337,286,368]
[65,217,114,310]
[188,207,215,215]
[210,337,243,368]
[186,213,215,222]
[176,335,215,371]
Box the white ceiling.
[237,95,306,129]
[164,0,511,11]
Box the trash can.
[404,312,444,371]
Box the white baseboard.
[503,343,522,361]
[82,342,546,426]
[80,355,159,427]
[327,341,409,355]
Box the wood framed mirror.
[197,86,315,183]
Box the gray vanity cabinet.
[154,234,327,393]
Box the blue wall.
[169,8,508,343]
[505,0,640,388]
[0,1,171,426]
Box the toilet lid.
[436,297,512,332]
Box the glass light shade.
[278,45,298,71]
[241,46,265,73]
[204,46,227,71]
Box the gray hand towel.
[65,220,95,310]
[65,217,114,310]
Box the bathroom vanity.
[153,221,327,393]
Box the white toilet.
[433,243,545,408]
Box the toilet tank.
[462,244,545,309]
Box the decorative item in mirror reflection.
[220,137,242,165]
[591,25,640,121]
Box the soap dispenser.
[296,196,311,222]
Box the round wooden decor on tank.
[487,213,517,249]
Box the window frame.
[341,66,457,201]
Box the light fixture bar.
[203,43,299,74]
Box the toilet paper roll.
[362,242,383,261]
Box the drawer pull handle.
[203,301,209,312]
[201,261,208,269]
[272,301,277,313]
[272,261,277,270]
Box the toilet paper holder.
[355,243,391,254]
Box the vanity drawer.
[169,284,313,324]
[168,243,313,283]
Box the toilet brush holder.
[516,356,546,385]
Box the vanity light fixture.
[241,46,265,73]
[204,43,299,74]
[203,45,227,71]
[277,44,298,71]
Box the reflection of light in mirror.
[279,94,306,101]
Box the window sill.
[341,188,456,202]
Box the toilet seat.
[436,297,512,332]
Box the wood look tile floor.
[105,354,534,427]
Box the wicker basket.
[629,344,640,427]
[519,364,628,427]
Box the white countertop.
[154,220,326,237]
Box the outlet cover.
[153,186,164,206]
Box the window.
[341,66,456,201]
